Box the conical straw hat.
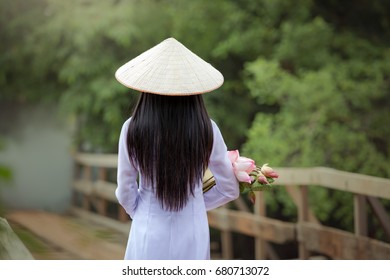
[115,38,224,95]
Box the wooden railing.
[72,153,390,259]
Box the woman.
[115,38,239,260]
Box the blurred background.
[0,0,389,260]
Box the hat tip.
[166,37,178,42]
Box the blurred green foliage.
[0,141,11,181]
[0,139,12,215]
[240,0,390,232]
[1,0,389,238]
[1,0,259,150]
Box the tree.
[1,0,259,151]
[242,0,390,234]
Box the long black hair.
[127,92,213,211]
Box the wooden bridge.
[3,153,390,259]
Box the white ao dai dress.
[116,119,239,260]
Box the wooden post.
[219,206,233,259]
[97,168,108,216]
[367,196,390,239]
[82,165,91,211]
[118,207,128,223]
[354,194,367,236]
[285,185,320,224]
[298,185,309,259]
[72,162,81,207]
[233,197,251,213]
[220,230,233,259]
[254,191,267,259]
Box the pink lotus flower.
[203,150,279,206]
[227,150,239,164]
[260,163,279,179]
[228,150,256,183]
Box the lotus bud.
[260,163,279,178]
[248,191,256,204]
[257,172,269,185]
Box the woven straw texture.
[115,38,224,95]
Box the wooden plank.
[315,167,390,199]
[297,222,390,259]
[0,218,34,260]
[276,167,390,199]
[74,153,118,168]
[208,208,295,244]
[95,181,117,201]
[74,179,94,195]
[354,195,367,236]
[7,211,125,260]
[73,180,117,202]
[73,154,390,198]
[70,207,131,234]
[275,168,314,185]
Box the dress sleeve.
[203,120,240,211]
[115,118,139,219]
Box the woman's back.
[117,116,239,259]
[127,93,213,211]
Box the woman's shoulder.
[210,118,218,127]
[210,119,222,133]
[122,117,132,127]
[119,117,132,136]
